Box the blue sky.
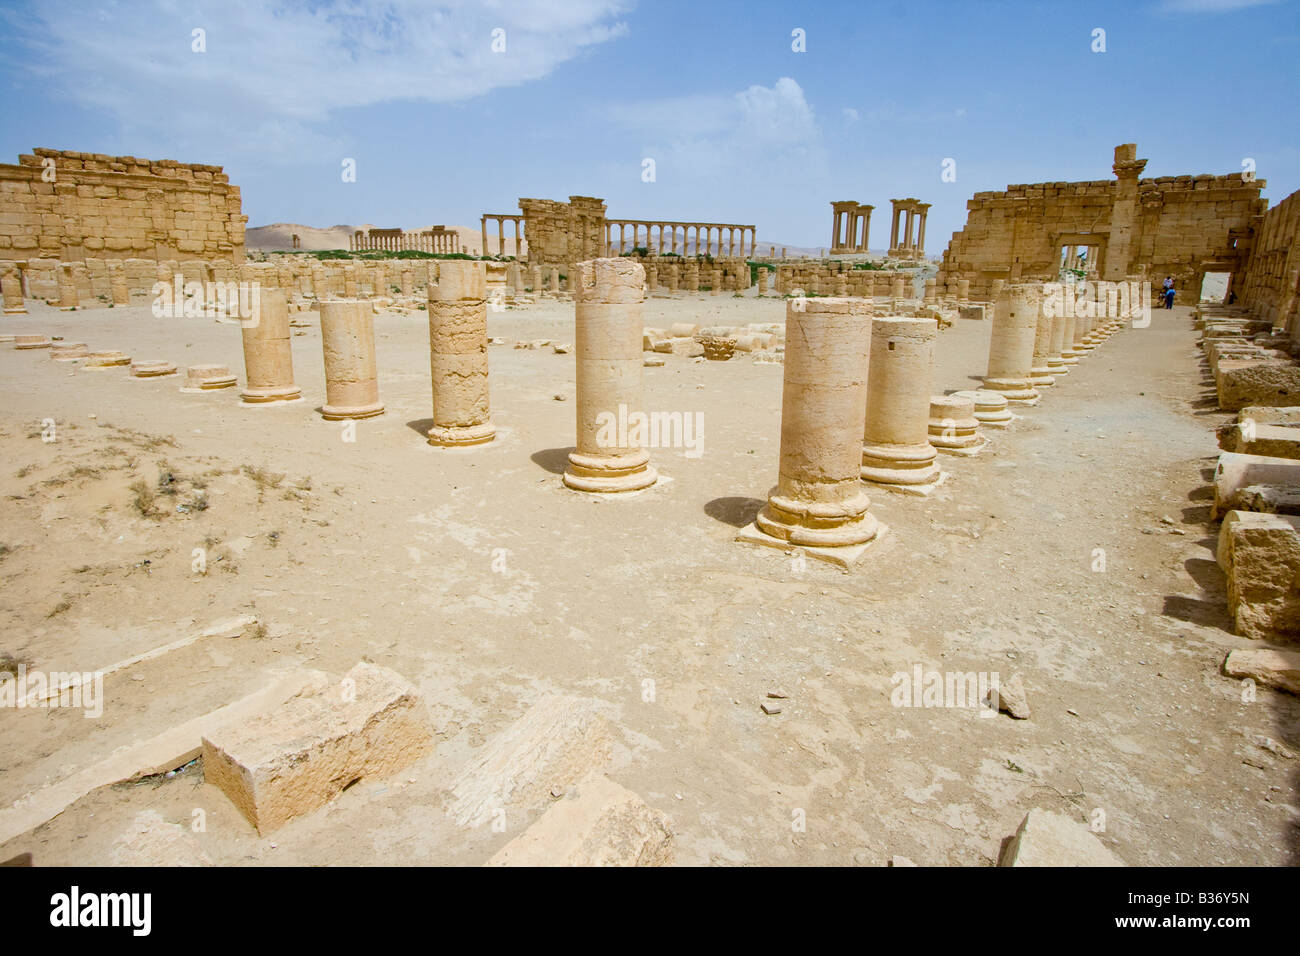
[0,0,1296,251]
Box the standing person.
[1164,282,1175,309]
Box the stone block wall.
[1237,188,1300,335]
[936,145,1266,301]
[0,148,246,263]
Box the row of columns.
[1060,245,1100,273]
[480,215,525,257]
[350,229,461,253]
[607,221,756,257]
[887,199,930,259]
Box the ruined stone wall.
[0,148,246,263]
[1237,188,1300,335]
[4,254,443,306]
[775,263,914,297]
[937,154,1265,301]
[517,196,607,266]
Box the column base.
[754,492,878,548]
[3,307,27,314]
[241,384,302,404]
[563,450,657,493]
[321,402,385,420]
[1047,359,1068,375]
[736,519,887,569]
[428,421,496,447]
[131,361,178,378]
[931,433,987,456]
[982,378,1040,405]
[1029,367,1056,387]
[861,441,942,487]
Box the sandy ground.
[0,289,1296,866]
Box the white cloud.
[4,0,630,160]
[604,77,825,180]
[842,107,860,123]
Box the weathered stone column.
[1029,284,1056,387]
[957,278,970,304]
[426,260,494,447]
[748,297,877,553]
[563,258,657,493]
[109,262,129,306]
[757,266,769,294]
[319,299,384,419]
[924,277,937,304]
[861,316,942,489]
[952,388,1014,428]
[57,264,78,310]
[927,394,985,455]
[890,275,905,299]
[1047,305,1070,376]
[1,264,25,314]
[984,284,1041,405]
[1059,306,1080,365]
[240,289,301,404]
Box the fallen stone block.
[202,661,431,834]
[1224,647,1300,695]
[1212,452,1300,520]
[0,667,325,847]
[957,304,986,321]
[1217,421,1300,458]
[668,337,704,358]
[448,695,613,829]
[485,773,673,867]
[1217,511,1300,641]
[1238,406,1300,426]
[668,322,698,338]
[1216,360,1300,412]
[998,809,1125,867]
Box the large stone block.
[448,695,614,829]
[201,662,431,834]
[485,773,673,867]
[1216,360,1300,412]
[1218,511,1300,641]
[1212,452,1300,520]
[1224,646,1300,695]
[998,808,1125,867]
[1217,421,1300,459]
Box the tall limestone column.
[563,258,658,493]
[426,261,494,447]
[1103,144,1147,281]
[1,263,26,314]
[984,283,1041,405]
[746,297,878,554]
[860,316,942,489]
[108,261,129,306]
[57,264,78,310]
[1047,304,1070,376]
[240,289,301,404]
[1029,284,1056,387]
[319,300,384,420]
